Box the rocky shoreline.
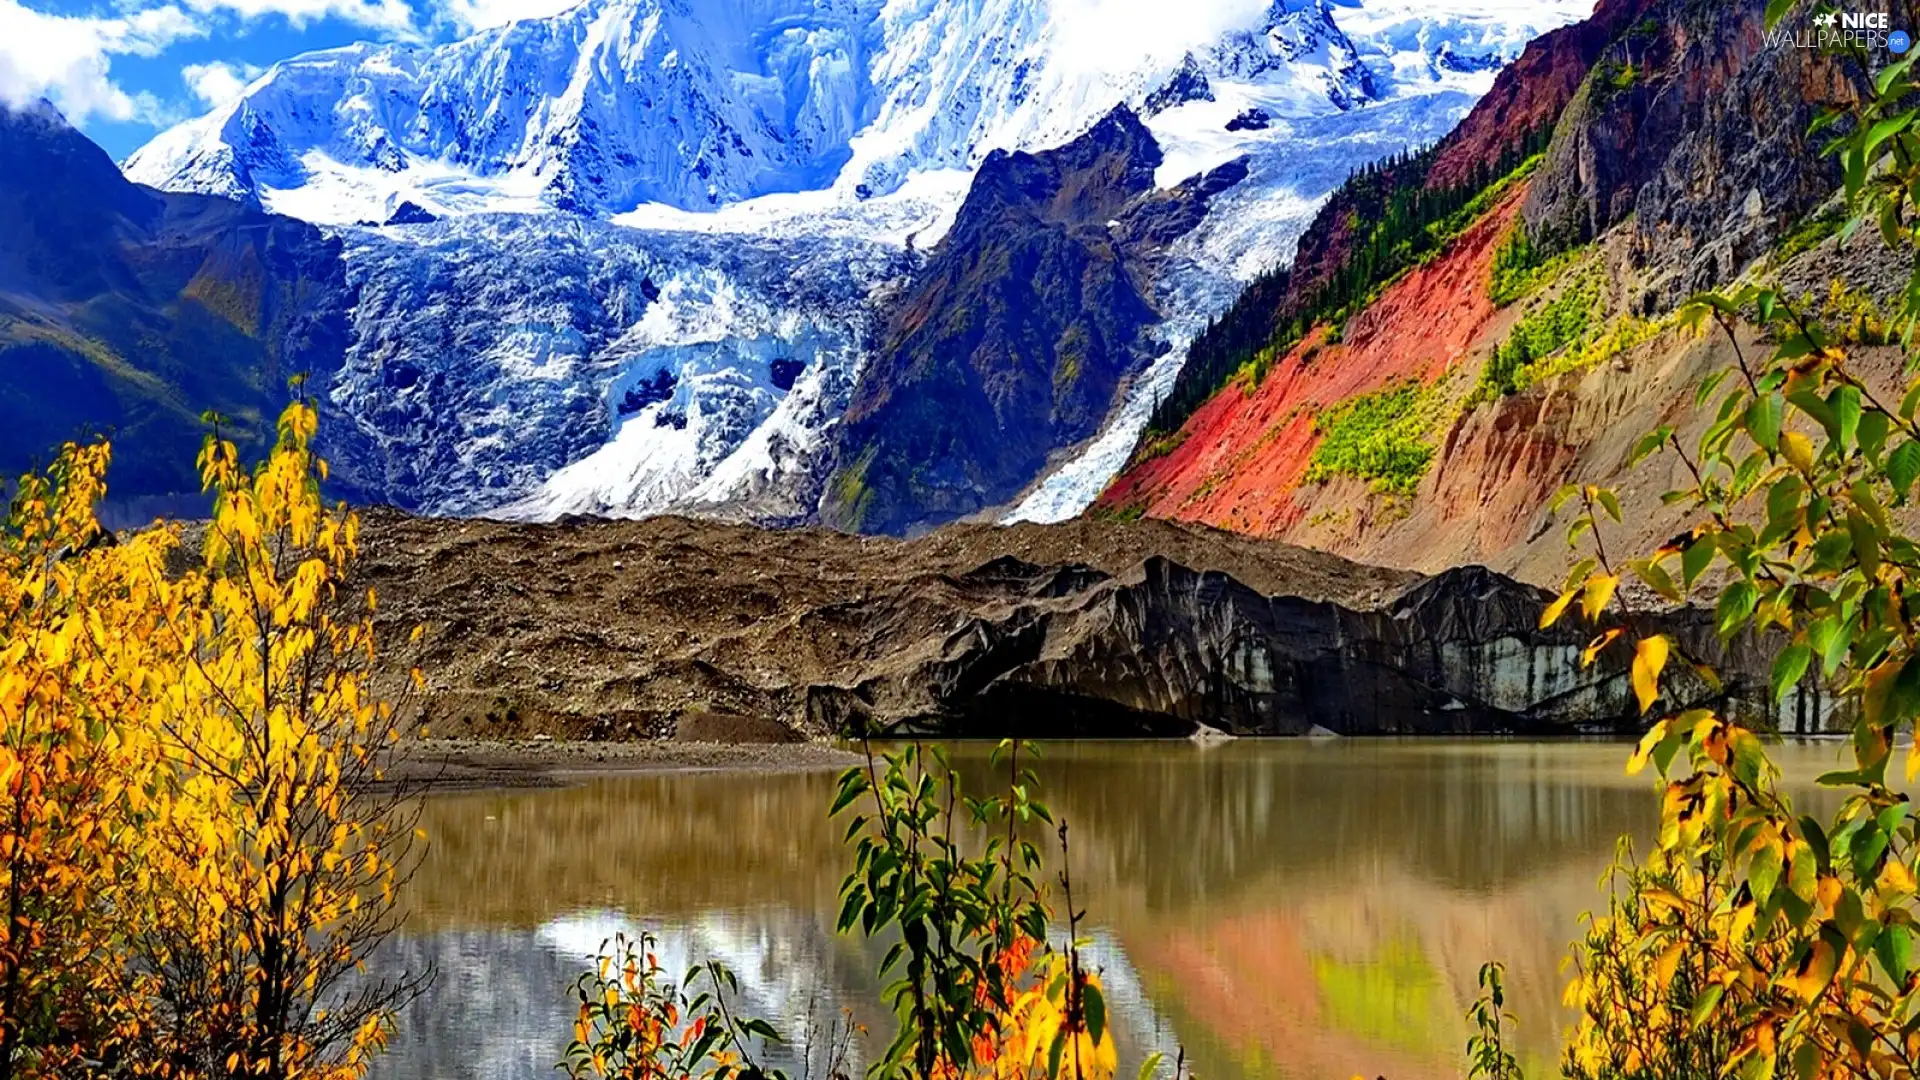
[385,738,864,791]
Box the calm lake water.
[371,739,1869,1080]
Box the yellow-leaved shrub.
[1533,11,1920,1079]
[0,399,424,1080]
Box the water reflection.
[373,739,1867,1080]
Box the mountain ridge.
[0,100,357,508]
[820,107,1242,536]
[119,0,1558,224]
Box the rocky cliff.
[1518,0,1857,306]
[1421,0,1658,190]
[821,107,1246,535]
[352,510,1825,739]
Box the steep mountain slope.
[0,101,354,510]
[1100,0,1865,584]
[1106,181,1526,536]
[1139,0,1660,438]
[819,108,1245,535]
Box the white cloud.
[440,0,577,32]
[1046,0,1274,75]
[0,0,205,123]
[0,0,419,130]
[182,0,416,32]
[181,58,262,106]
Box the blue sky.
[0,0,573,160]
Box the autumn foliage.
[0,399,423,1079]
[564,741,1134,1080]
[1535,14,1920,1080]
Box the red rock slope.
[1100,187,1525,536]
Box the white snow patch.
[613,167,971,248]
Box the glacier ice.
[325,214,907,520]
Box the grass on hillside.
[1473,266,1606,401]
[1304,383,1442,496]
[1488,227,1590,307]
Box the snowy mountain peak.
[119,0,1481,226]
[126,0,885,218]
[1142,54,1215,117]
[1208,0,1378,109]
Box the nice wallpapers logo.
[1765,8,1912,52]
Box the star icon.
[1814,11,1839,25]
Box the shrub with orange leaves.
[1531,12,1920,1076]
[982,951,1119,1080]
[1517,11,1920,1080]
[562,932,781,1080]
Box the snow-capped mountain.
[112,0,1591,527]
[121,0,1569,225]
[126,0,883,217]
[1337,0,1595,89]
[1209,0,1378,109]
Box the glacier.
[124,0,1591,526]
[324,214,906,521]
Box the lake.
[371,739,1866,1080]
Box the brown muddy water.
[370,739,1869,1080]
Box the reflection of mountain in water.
[375,928,581,1080]
[1013,742,1659,901]
[378,742,1863,1080]
[373,908,882,1080]
[373,910,1192,1080]
[401,743,1667,929]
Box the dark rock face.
[1143,53,1214,115]
[1520,0,1858,304]
[0,100,357,503]
[1423,0,1660,190]
[821,106,1243,536]
[807,560,1823,738]
[1434,44,1505,74]
[384,200,439,225]
[617,368,678,415]
[768,356,804,391]
[1225,108,1272,132]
